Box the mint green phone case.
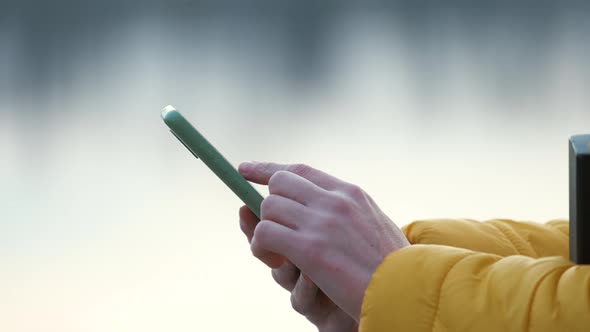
[161,105,263,219]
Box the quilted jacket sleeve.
[403,219,569,258]
[359,220,590,332]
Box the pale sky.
[2,5,590,331]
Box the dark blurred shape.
[570,134,590,264]
[2,0,590,108]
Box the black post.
[570,134,590,264]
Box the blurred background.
[1,1,589,331]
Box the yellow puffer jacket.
[359,219,590,332]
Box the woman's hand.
[238,162,410,321]
[240,206,358,332]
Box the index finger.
[238,162,346,191]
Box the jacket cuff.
[359,245,473,332]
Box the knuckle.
[255,162,272,174]
[250,238,263,258]
[250,241,270,261]
[251,221,285,267]
[250,242,262,259]
[251,221,271,256]
[268,170,288,189]
[253,219,271,239]
[346,183,366,200]
[290,293,307,315]
[287,163,313,177]
[272,268,296,291]
[260,195,278,217]
[329,194,353,214]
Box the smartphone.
[161,105,263,219]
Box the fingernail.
[302,273,312,282]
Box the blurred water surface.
[1,1,590,331]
